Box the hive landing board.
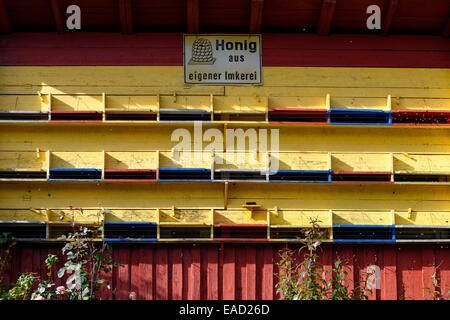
[184,34,262,85]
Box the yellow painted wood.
[47,208,102,223]
[394,211,450,226]
[331,153,391,172]
[215,152,268,169]
[50,152,103,169]
[105,95,158,112]
[0,209,47,221]
[331,97,390,110]
[269,209,330,227]
[0,94,49,112]
[1,125,449,154]
[214,209,267,224]
[213,96,267,113]
[103,209,158,222]
[275,152,329,170]
[159,208,212,226]
[105,151,158,170]
[159,151,213,168]
[393,153,450,174]
[51,95,103,112]
[332,210,393,225]
[268,96,326,110]
[392,98,450,111]
[160,95,211,111]
[0,151,47,171]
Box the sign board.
[184,34,262,85]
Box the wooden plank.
[443,19,450,37]
[155,246,168,300]
[188,245,201,299]
[363,246,377,300]
[246,246,257,300]
[397,246,422,300]
[171,246,183,300]
[116,246,131,300]
[50,0,64,34]
[317,0,336,35]
[381,0,399,36]
[262,246,273,300]
[186,0,199,33]
[235,246,245,300]
[222,245,235,299]
[435,245,450,299]
[140,245,154,300]
[421,246,435,300]
[249,0,264,34]
[130,246,140,299]
[207,245,219,300]
[0,0,10,33]
[381,246,397,300]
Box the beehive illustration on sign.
[188,38,216,65]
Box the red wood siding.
[1,243,448,300]
[0,33,448,67]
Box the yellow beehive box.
[105,151,158,170]
[159,150,212,168]
[268,96,326,110]
[391,98,450,111]
[331,153,391,172]
[47,208,103,224]
[0,94,49,112]
[51,95,103,112]
[159,208,212,226]
[160,95,211,111]
[50,151,103,169]
[105,95,158,112]
[0,151,47,171]
[274,152,329,171]
[331,97,389,110]
[269,209,330,227]
[0,208,47,222]
[103,209,159,223]
[215,151,268,170]
[394,211,450,226]
[214,209,267,225]
[393,153,450,174]
[333,210,393,225]
[213,96,266,113]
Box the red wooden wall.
[1,243,448,300]
[1,33,449,67]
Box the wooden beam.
[381,0,398,36]
[443,18,450,37]
[187,0,199,33]
[118,0,133,34]
[249,0,264,34]
[0,0,11,33]
[317,0,336,35]
[50,0,64,34]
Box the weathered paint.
[1,243,448,300]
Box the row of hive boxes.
[1,208,448,227]
[1,94,449,113]
[1,151,449,174]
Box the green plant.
[423,263,449,300]
[0,232,16,298]
[276,218,373,300]
[3,272,37,300]
[55,225,118,300]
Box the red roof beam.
[381,0,398,36]
[249,0,264,34]
[317,0,336,35]
[50,0,65,34]
[118,0,133,34]
[187,0,199,33]
[443,18,450,37]
[0,0,10,33]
